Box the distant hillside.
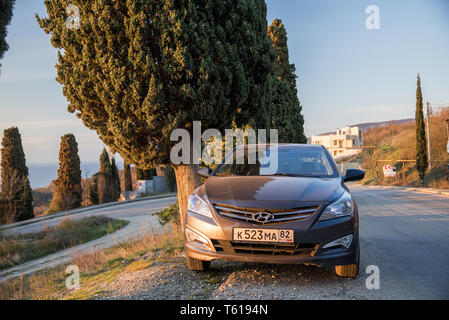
[307,118,415,142]
[352,118,414,132]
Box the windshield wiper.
[271,173,296,177]
[271,173,325,178]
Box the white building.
[311,126,364,159]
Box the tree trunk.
[174,164,201,229]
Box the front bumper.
[184,208,359,268]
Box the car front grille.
[212,240,317,257]
[213,202,319,225]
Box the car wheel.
[186,257,211,271]
[335,244,360,278]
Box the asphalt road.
[351,185,449,299]
[1,186,448,299]
[0,196,177,283]
[196,185,448,300]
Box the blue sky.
[1,0,448,164]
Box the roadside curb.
[0,193,177,232]
[365,185,449,197]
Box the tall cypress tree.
[124,162,133,192]
[268,19,306,143]
[37,0,275,223]
[0,127,33,222]
[415,74,428,186]
[99,149,112,175]
[0,0,15,72]
[47,134,82,213]
[97,148,113,204]
[111,157,121,201]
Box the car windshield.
[213,146,338,178]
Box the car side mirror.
[343,169,365,182]
[198,167,212,179]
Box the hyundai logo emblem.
[253,212,275,223]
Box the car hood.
[203,176,344,205]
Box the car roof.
[236,144,323,149]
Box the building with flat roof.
[311,126,364,159]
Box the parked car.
[184,144,365,278]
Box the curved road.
[0,196,177,283]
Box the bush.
[153,201,180,226]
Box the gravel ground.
[96,251,375,300]
[97,253,215,300]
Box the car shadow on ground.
[204,260,367,299]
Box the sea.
[0,161,124,189]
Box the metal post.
[403,160,405,185]
[446,120,449,173]
[445,119,449,143]
[426,102,432,170]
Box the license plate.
[233,228,294,243]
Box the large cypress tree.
[268,19,306,143]
[37,0,275,222]
[124,162,133,192]
[97,148,113,204]
[111,157,121,201]
[415,74,428,186]
[47,134,82,213]
[99,149,112,175]
[0,0,15,72]
[0,127,33,222]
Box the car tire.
[335,244,360,278]
[186,257,211,271]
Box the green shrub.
[153,201,180,226]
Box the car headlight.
[323,234,353,249]
[185,228,211,245]
[319,191,353,221]
[187,195,214,219]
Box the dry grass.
[0,225,184,300]
[70,226,183,274]
[0,216,128,271]
[124,259,155,272]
